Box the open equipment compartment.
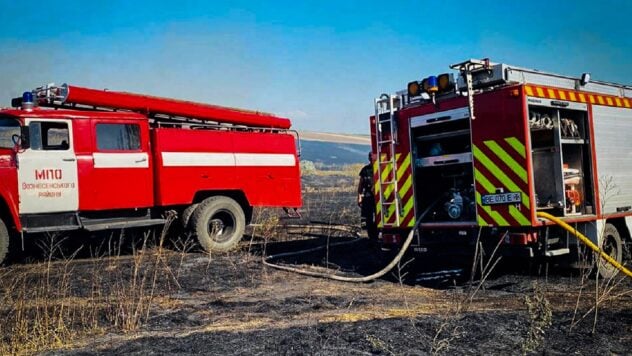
[528,99,594,217]
[411,107,476,223]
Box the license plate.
[481,192,521,205]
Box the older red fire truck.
[370,59,632,277]
[0,84,301,263]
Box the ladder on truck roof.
[374,94,401,228]
[28,83,292,129]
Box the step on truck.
[0,84,302,263]
[370,59,632,277]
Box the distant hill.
[298,132,370,167]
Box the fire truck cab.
[0,84,302,263]
[370,59,632,277]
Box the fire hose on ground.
[537,212,632,279]
[263,209,632,282]
[262,200,438,283]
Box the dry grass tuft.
[0,214,182,355]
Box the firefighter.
[358,153,378,241]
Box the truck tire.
[191,196,245,253]
[598,223,623,279]
[0,218,9,265]
[181,203,199,229]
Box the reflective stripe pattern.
[525,85,632,108]
[373,153,415,228]
[473,137,531,226]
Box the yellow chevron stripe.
[381,162,392,183]
[387,202,397,222]
[477,214,490,226]
[378,153,414,228]
[399,174,412,199]
[473,146,530,209]
[526,85,630,108]
[558,90,566,100]
[484,140,527,183]
[504,137,526,158]
[397,155,412,193]
[474,168,496,193]
[403,194,414,215]
[372,162,379,198]
[578,93,586,103]
[509,205,531,226]
[382,154,403,197]
[547,88,556,98]
[475,191,509,226]
[397,154,410,180]
[475,168,530,226]
[372,162,382,221]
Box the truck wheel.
[598,223,623,279]
[0,218,9,265]
[181,203,199,229]
[191,196,245,253]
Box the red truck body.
[369,59,632,275]
[0,84,301,260]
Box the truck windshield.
[0,118,21,149]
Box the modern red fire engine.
[0,84,302,263]
[370,59,632,277]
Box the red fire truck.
[370,59,632,277]
[0,84,302,263]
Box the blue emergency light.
[21,91,35,110]
[426,76,439,93]
[22,91,33,104]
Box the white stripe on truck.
[93,152,149,168]
[161,152,296,167]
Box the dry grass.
[0,214,182,355]
[305,163,364,177]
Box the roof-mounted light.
[407,73,455,99]
[424,76,439,93]
[22,91,34,111]
[437,73,455,92]
[407,81,421,97]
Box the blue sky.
[1,1,630,134]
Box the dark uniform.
[358,161,378,240]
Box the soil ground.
[1,174,630,355]
[19,235,631,355]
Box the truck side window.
[96,123,141,151]
[0,118,20,149]
[29,121,70,150]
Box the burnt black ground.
[28,234,631,356]
[5,173,631,355]
[58,309,632,356]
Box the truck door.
[82,119,153,210]
[17,119,79,214]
